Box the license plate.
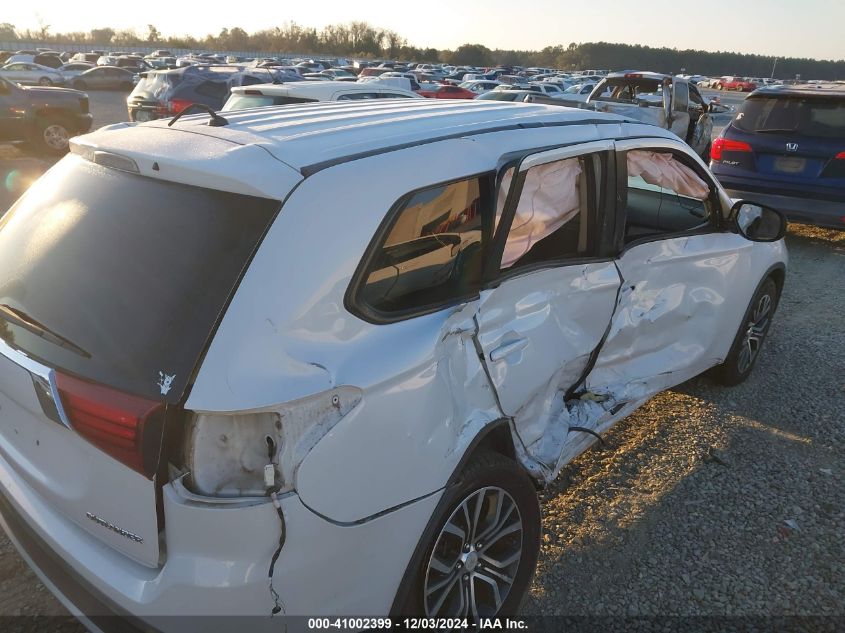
[134,110,153,122]
[774,156,806,173]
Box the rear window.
[733,95,845,139]
[0,157,279,403]
[131,72,173,98]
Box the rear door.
[476,141,620,473]
[669,80,691,141]
[0,156,280,566]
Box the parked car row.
[0,61,138,90]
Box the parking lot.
[0,87,843,623]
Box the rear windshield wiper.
[0,304,91,359]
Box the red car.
[716,76,757,92]
[417,84,477,99]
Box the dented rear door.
[476,141,620,473]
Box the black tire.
[38,77,52,86]
[36,117,72,155]
[711,278,778,386]
[73,80,86,90]
[395,451,540,619]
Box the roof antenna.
[167,104,229,127]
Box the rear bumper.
[721,184,845,230]
[0,448,438,631]
[0,488,145,633]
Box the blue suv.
[710,85,845,230]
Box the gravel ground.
[0,89,842,627]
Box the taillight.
[711,137,753,161]
[56,372,165,478]
[835,151,845,160]
[168,98,193,114]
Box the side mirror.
[731,201,787,242]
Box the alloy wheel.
[423,486,523,619]
[42,124,69,151]
[737,292,772,374]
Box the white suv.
[0,99,786,628]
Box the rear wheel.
[37,118,72,155]
[38,77,53,86]
[397,451,540,619]
[712,278,778,385]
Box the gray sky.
[5,0,843,60]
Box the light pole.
[771,57,779,79]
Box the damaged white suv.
[0,100,786,629]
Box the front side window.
[357,177,487,316]
[623,149,712,242]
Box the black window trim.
[344,171,496,326]
[614,142,724,255]
[482,141,618,289]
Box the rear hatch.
[0,156,279,566]
[721,92,845,199]
[127,71,176,118]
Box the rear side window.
[734,96,845,139]
[337,92,380,100]
[355,177,488,319]
[225,94,317,110]
[0,158,279,403]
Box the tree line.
[1,21,842,79]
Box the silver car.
[0,62,65,86]
[58,62,94,80]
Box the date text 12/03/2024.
[307,618,529,630]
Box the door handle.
[489,338,529,362]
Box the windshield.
[733,95,845,138]
[592,78,662,102]
[0,157,279,403]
